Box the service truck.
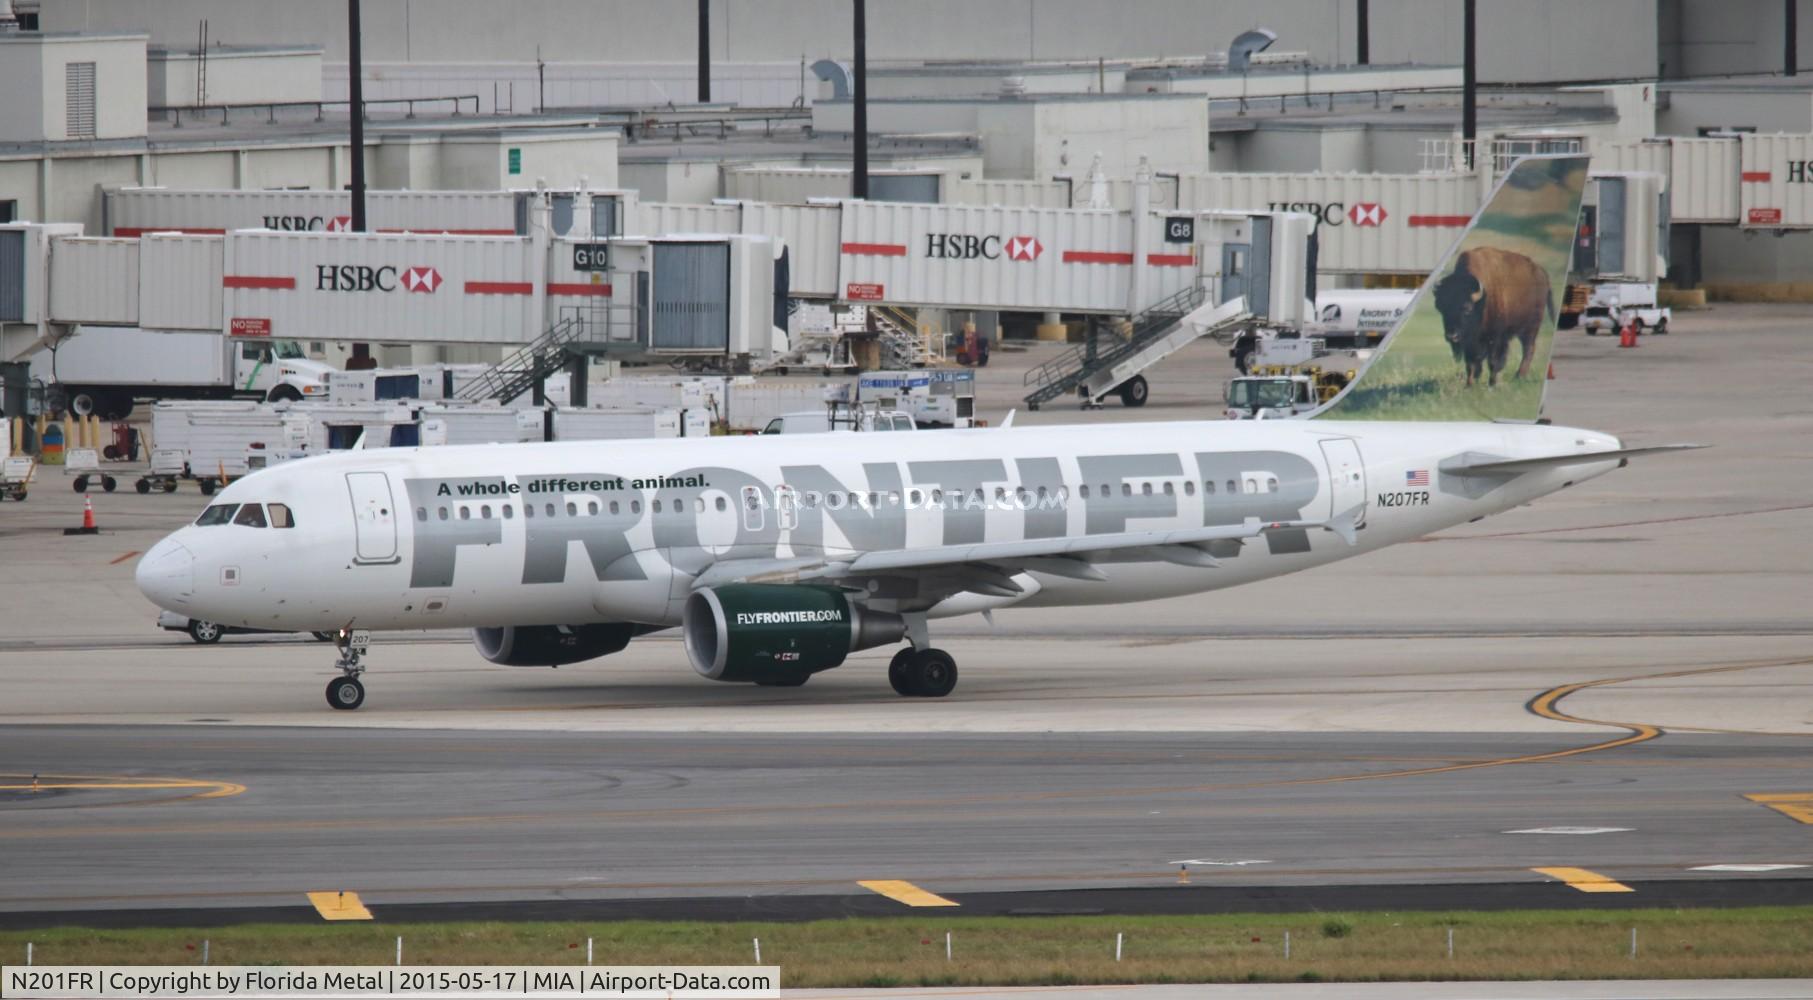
[34,327,334,419]
[1230,288,1410,372]
[856,369,976,428]
[1223,359,1364,420]
[1580,281,1672,337]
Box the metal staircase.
[870,305,939,368]
[454,315,589,404]
[1023,285,1246,409]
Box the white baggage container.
[294,402,419,451]
[551,407,682,441]
[715,377,850,433]
[149,400,264,461]
[180,407,313,480]
[586,377,713,412]
[680,408,711,438]
[326,368,429,403]
[418,404,533,446]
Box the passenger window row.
[415,494,739,523]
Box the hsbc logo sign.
[924,233,1043,261]
[263,215,355,232]
[315,264,442,293]
[1004,236,1043,261]
[401,266,443,292]
[1266,202,1388,227]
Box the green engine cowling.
[683,584,906,683]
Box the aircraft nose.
[135,538,195,610]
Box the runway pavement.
[2,723,1810,923]
[0,305,1808,927]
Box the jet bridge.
[0,220,785,368]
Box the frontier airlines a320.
[135,156,1693,709]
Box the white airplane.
[137,156,1693,709]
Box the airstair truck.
[35,327,334,419]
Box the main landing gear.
[325,628,371,710]
[887,647,959,697]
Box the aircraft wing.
[692,507,1364,602]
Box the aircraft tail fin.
[1314,155,1589,422]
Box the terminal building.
[7,0,1813,388]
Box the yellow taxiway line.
[858,880,960,907]
[307,891,374,920]
[1531,866,1634,893]
[1744,792,1813,824]
[0,773,245,800]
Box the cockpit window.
[195,504,239,526]
[268,503,295,528]
[233,504,268,528]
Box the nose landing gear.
[325,628,370,710]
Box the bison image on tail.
[1431,247,1555,387]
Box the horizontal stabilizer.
[1448,445,1706,476]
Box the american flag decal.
[1405,469,1430,486]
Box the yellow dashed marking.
[0,773,245,800]
[308,891,373,920]
[1531,866,1635,893]
[858,880,959,907]
[1745,793,1813,824]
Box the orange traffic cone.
[64,493,100,536]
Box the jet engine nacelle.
[472,623,641,667]
[683,584,906,683]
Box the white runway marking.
[1503,826,1633,835]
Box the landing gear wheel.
[326,676,365,710]
[187,619,224,644]
[1118,375,1149,408]
[908,648,958,697]
[888,647,916,696]
[755,673,809,687]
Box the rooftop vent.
[1228,28,1278,73]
